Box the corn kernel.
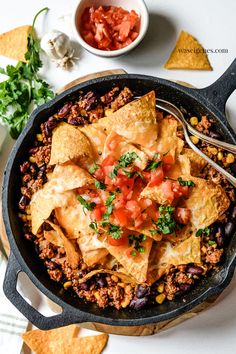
[118,282,125,288]
[217,151,223,161]
[207,146,218,155]
[155,293,166,304]
[111,275,119,282]
[26,215,32,221]
[190,135,199,144]
[121,297,130,308]
[36,134,43,141]
[190,116,198,126]
[29,156,36,163]
[226,153,235,164]
[94,291,100,300]
[105,109,114,116]
[63,281,72,289]
[157,283,164,293]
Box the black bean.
[81,91,98,111]
[209,131,222,139]
[186,265,203,276]
[130,296,148,310]
[136,285,150,298]
[45,117,58,136]
[20,161,30,174]
[69,116,87,126]
[225,221,236,238]
[58,102,72,118]
[175,284,192,297]
[78,270,87,278]
[230,205,236,220]
[79,282,89,291]
[96,275,107,288]
[18,195,29,210]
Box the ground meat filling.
[18,87,236,310]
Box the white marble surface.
[0,0,236,353]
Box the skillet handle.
[3,252,85,330]
[197,58,236,115]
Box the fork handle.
[187,124,236,154]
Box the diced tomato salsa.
[79,6,141,51]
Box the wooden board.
[0,73,221,335]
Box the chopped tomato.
[91,205,106,221]
[107,235,127,246]
[80,6,140,51]
[101,155,116,167]
[149,167,164,187]
[113,208,129,227]
[146,205,159,220]
[161,180,174,204]
[125,246,136,258]
[175,207,191,225]
[115,175,135,197]
[172,181,189,198]
[138,198,153,210]
[126,200,141,218]
[162,155,175,165]
[134,213,146,228]
[114,194,126,209]
[94,167,105,180]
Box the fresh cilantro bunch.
[155,205,181,235]
[0,7,54,138]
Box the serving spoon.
[155,98,236,187]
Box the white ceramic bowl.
[72,0,149,57]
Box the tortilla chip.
[164,31,212,70]
[143,117,184,159]
[44,230,63,247]
[0,25,32,62]
[103,131,148,169]
[49,122,94,165]
[31,190,75,235]
[95,91,158,147]
[78,233,109,266]
[184,176,230,229]
[164,223,196,243]
[79,269,137,284]
[46,221,80,269]
[165,154,191,179]
[62,334,108,354]
[147,235,201,284]
[22,324,79,354]
[99,235,153,283]
[80,124,107,160]
[182,148,207,176]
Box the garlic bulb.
[41,30,77,70]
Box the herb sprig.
[154,205,182,235]
[128,234,146,255]
[77,195,96,211]
[0,8,54,138]
[177,177,195,187]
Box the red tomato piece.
[113,208,129,227]
[162,155,175,165]
[172,181,189,199]
[125,246,136,258]
[91,205,105,222]
[101,155,116,167]
[126,200,141,218]
[175,207,191,225]
[107,235,127,246]
[94,167,105,180]
[149,167,164,187]
[161,180,174,204]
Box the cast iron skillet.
[2,59,236,331]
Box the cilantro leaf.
[89,221,99,234]
[177,177,195,187]
[95,180,106,190]
[196,227,210,237]
[109,165,120,179]
[105,191,116,206]
[155,205,177,235]
[77,196,96,211]
[107,224,122,239]
[0,7,54,139]
[119,152,140,168]
[89,163,98,174]
[128,233,146,253]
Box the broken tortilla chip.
[78,233,109,266]
[79,269,137,284]
[49,122,94,165]
[182,148,207,176]
[46,221,80,269]
[0,25,32,62]
[164,31,212,70]
[96,91,158,147]
[44,230,64,247]
[62,334,108,354]
[80,124,107,160]
[103,131,148,170]
[184,176,230,229]
[147,234,201,284]
[22,324,79,354]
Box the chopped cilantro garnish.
[131,250,137,256]
[110,165,120,178]
[105,191,116,206]
[89,163,98,174]
[146,160,162,171]
[77,196,96,211]
[95,180,106,190]
[196,227,210,237]
[89,221,99,234]
[178,177,195,187]
[149,229,161,236]
[107,224,122,239]
[128,234,146,253]
[119,152,140,168]
[208,240,216,246]
[155,205,178,235]
[123,169,143,179]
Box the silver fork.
[156,98,236,187]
